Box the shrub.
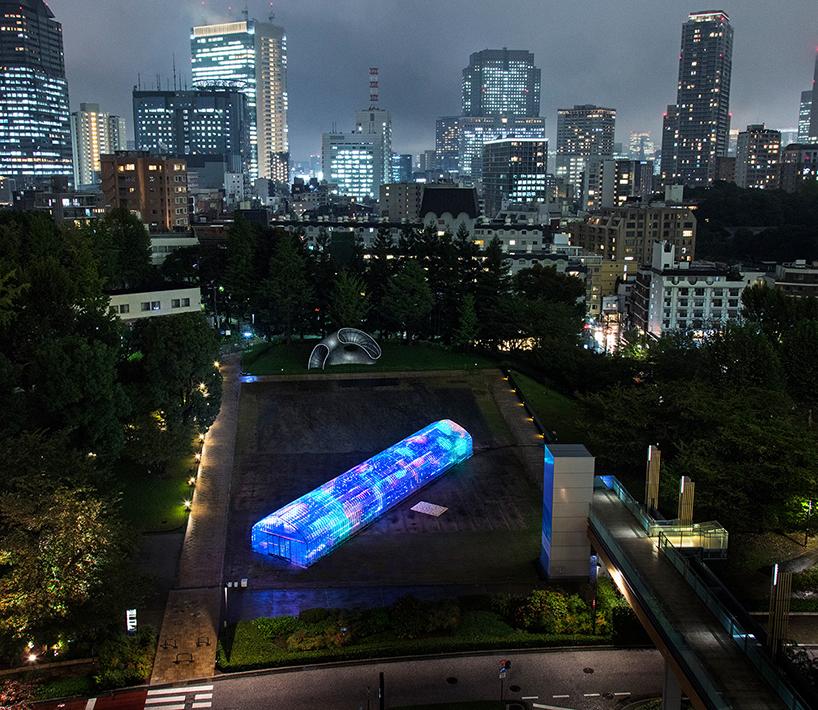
[391,597,460,639]
[285,628,327,652]
[353,607,391,638]
[298,608,334,625]
[95,627,156,690]
[514,589,572,633]
[610,606,650,646]
[253,616,299,639]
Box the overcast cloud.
[48,0,818,160]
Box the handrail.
[595,475,728,556]
[588,510,731,708]
[658,532,810,710]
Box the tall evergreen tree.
[258,234,313,343]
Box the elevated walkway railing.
[588,506,731,708]
[658,532,810,710]
[595,475,728,557]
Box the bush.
[34,675,94,701]
[298,608,334,625]
[253,616,299,638]
[94,628,156,690]
[514,590,571,633]
[610,606,650,646]
[391,597,460,639]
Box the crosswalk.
[144,684,214,710]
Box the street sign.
[126,608,137,635]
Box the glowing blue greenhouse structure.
[251,419,473,567]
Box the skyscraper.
[0,0,72,183]
[132,89,250,173]
[482,138,548,219]
[191,17,288,181]
[462,49,541,117]
[70,104,127,187]
[555,105,616,196]
[797,52,818,144]
[629,132,656,161]
[797,91,813,143]
[734,125,780,190]
[662,11,733,186]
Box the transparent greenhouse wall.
[251,419,473,567]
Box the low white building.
[108,285,201,321]
[630,241,764,337]
[149,234,199,265]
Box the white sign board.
[410,501,448,517]
[126,608,137,634]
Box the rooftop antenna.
[156,73,160,91]
[137,72,141,91]
[369,66,379,108]
[242,1,249,21]
[172,53,177,91]
[268,0,275,21]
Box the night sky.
[48,0,818,161]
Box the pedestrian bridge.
[589,476,806,710]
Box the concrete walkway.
[150,355,241,684]
[592,488,786,708]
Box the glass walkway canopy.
[251,419,473,567]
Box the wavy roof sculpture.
[307,328,382,370]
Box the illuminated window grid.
[251,420,473,567]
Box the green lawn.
[119,453,196,532]
[242,341,496,376]
[508,370,586,443]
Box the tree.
[382,260,433,341]
[0,432,122,638]
[160,246,199,284]
[224,217,258,322]
[365,230,395,335]
[781,320,818,408]
[329,270,369,329]
[123,313,222,469]
[85,209,153,290]
[258,233,313,343]
[453,293,479,351]
[0,213,127,459]
[475,238,511,345]
[512,262,585,305]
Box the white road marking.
[145,698,186,705]
[533,704,575,710]
[147,685,214,695]
[194,694,213,700]
[614,691,632,696]
[192,704,212,709]
[85,700,96,710]
[144,705,185,710]
[552,695,570,699]
[521,696,539,700]
[584,692,601,697]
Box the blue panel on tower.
[251,419,473,567]
[539,445,555,575]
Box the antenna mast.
[369,67,379,109]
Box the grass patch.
[33,674,95,701]
[242,341,496,376]
[118,455,195,533]
[508,370,585,443]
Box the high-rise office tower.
[735,124,781,190]
[0,0,72,183]
[629,132,656,161]
[191,17,288,181]
[435,117,461,174]
[555,105,616,196]
[797,52,818,143]
[391,153,413,183]
[662,11,733,186]
[583,158,654,211]
[462,49,541,117]
[482,138,547,219]
[798,91,813,143]
[70,104,127,187]
[133,89,250,173]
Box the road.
[39,648,664,710]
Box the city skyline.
[47,0,818,162]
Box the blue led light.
[251,419,473,567]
